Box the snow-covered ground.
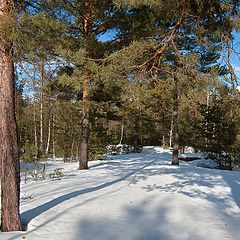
[1,146,240,240]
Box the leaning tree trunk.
[0,0,22,231]
[172,74,180,165]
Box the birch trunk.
[45,113,51,156]
[52,114,56,160]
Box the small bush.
[49,168,64,180]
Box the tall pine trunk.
[172,74,180,165]
[79,74,90,169]
[0,0,22,231]
[79,6,91,170]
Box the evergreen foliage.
[14,0,240,170]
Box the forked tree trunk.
[0,0,22,231]
[172,74,180,165]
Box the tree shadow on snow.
[73,197,237,240]
[20,151,159,229]
[18,147,239,238]
[139,165,240,215]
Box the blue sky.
[228,31,240,87]
[99,29,240,84]
[231,31,240,81]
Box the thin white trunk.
[71,139,75,161]
[119,119,124,145]
[34,104,38,153]
[52,114,56,160]
[169,117,173,147]
[45,113,51,156]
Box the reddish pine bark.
[0,0,22,232]
[79,6,91,170]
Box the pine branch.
[131,9,187,70]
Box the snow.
[1,146,240,240]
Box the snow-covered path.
[2,147,240,240]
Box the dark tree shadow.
[73,197,237,240]
[21,158,157,227]
[221,172,240,208]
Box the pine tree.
[30,0,151,169]
[114,0,239,164]
[0,0,22,231]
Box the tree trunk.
[169,117,173,147]
[205,87,210,150]
[23,161,27,184]
[43,103,51,179]
[70,139,75,162]
[162,135,166,148]
[119,118,124,145]
[133,115,140,152]
[172,74,180,165]
[79,74,90,170]
[52,114,56,160]
[45,111,51,156]
[162,116,166,148]
[39,61,44,157]
[79,8,92,170]
[0,0,22,231]
[33,104,38,180]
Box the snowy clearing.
[1,147,240,240]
